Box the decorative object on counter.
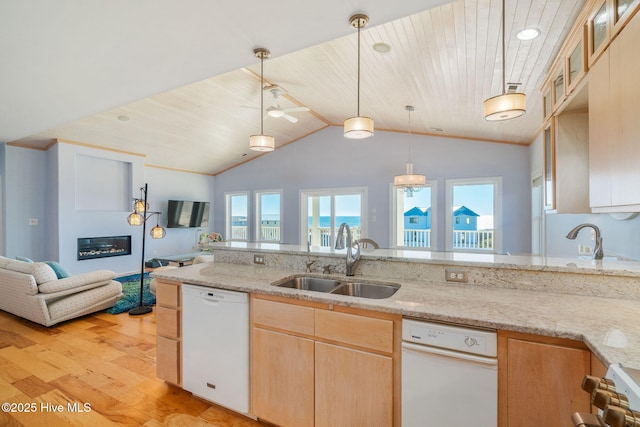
[483,0,527,121]
[249,47,275,152]
[394,105,426,195]
[198,232,224,251]
[126,183,165,316]
[566,223,604,260]
[344,14,374,139]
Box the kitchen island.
[152,243,640,426]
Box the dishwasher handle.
[402,341,498,366]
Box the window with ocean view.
[445,177,502,253]
[256,191,281,242]
[301,187,367,248]
[392,182,435,249]
[226,192,249,241]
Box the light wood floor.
[0,309,267,426]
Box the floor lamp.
[127,183,166,316]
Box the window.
[300,187,367,247]
[445,178,502,252]
[391,182,436,249]
[225,192,249,241]
[256,191,282,242]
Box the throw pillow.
[15,256,33,262]
[44,261,70,279]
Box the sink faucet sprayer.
[565,223,604,260]
[334,222,361,276]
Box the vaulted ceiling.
[2,0,585,175]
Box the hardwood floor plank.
[0,309,268,426]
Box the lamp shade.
[127,212,143,226]
[150,225,166,239]
[394,162,426,187]
[344,116,374,139]
[483,92,526,121]
[134,199,147,213]
[249,134,275,152]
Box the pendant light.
[344,14,374,139]
[483,0,526,121]
[249,48,275,151]
[394,106,426,193]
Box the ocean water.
[308,216,361,227]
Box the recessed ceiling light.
[516,28,540,41]
[372,42,391,53]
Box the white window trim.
[299,186,368,247]
[444,177,502,253]
[389,181,437,250]
[255,189,283,242]
[225,191,250,241]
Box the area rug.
[106,272,155,314]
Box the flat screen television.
[166,200,210,228]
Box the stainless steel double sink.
[272,275,400,299]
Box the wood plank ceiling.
[12,0,586,175]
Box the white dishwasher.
[181,284,249,415]
[402,318,498,427]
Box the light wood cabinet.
[554,109,590,213]
[155,279,182,385]
[588,0,611,66]
[250,295,400,427]
[589,10,640,211]
[251,327,315,427]
[498,331,591,427]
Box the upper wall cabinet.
[587,0,611,65]
[551,66,566,112]
[612,0,640,36]
[542,84,553,122]
[566,29,587,94]
[589,10,640,211]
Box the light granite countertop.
[153,250,640,372]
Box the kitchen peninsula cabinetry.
[589,10,640,211]
[155,279,182,385]
[497,331,591,426]
[250,295,400,427]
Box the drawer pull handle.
[207,383,216,389]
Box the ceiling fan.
[263,85,310,123]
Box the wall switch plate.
[253,254,265,265]
[28,218,38,225]
[445,268,468,283]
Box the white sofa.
[0,256,123,326]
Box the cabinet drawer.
[156,335,180,385]
[252,298,315,336]
[315,310,394,353]
[156,281,180,308]
[156,306,180,339]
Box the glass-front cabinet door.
[567,36,585,92]
[552,68,565,110]
[542,84,552,121]
[588,0,610,65]
[544,120,556,210]
[612,0,640,36]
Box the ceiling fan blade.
[282,114,298,123]
[283,106,310,113]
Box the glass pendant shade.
[394,162,426,187]
[127,212,143,226]
[150,224,166,239]
[134,199,147,213]
[483,92,526,121]
[249,134,275,152]
[344,116,374,139]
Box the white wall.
[214,126,531,253]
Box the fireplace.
[77,235,132,260]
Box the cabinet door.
[156,336,180,385]
[609,10,640,207]
[251,327,314,427]
[588,49,613,208]
[315,341,393,427]
[505,339,590,426]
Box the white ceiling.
[2,0,585,175]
